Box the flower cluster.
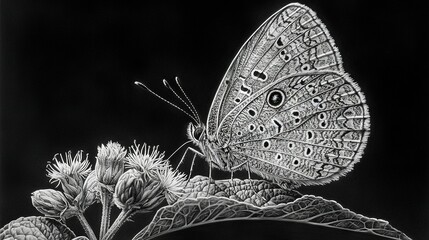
[31,140,186,225]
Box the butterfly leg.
[229,169,239,197]
[231,160,267,204]
[206,161,213,196]
[175,147,206,192]
[184,152,197,188]
[175,147,203,171]
[246,162,251,179]
[245,161,267,204]
[188,153,197,181]
[174,146,212,196]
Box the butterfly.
[137,2,370,188]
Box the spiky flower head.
[113,169,164,211]
[31,189,78,220]
[46,150,91,202]
[126,142,166,177]
[156,167,186,204]
[95,141,127,187]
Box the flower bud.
[95,141,126,186]
[76,170,100,210]
[60,175,83,202]
[113,169,164,211]
[31,189,77,219]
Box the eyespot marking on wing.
[305,146,313,156]
[272,118,284,133]
[267,89,286,108]
[248,108,256,117]
[292,158,301,166]
[280,50,292,62]
[306,130,314,140]
[262,140,271,149]
[275,36,286,48]
[252,70,268,82]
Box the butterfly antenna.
[163,78,201,124]
[134,81,199,123]
[174,77,201,124]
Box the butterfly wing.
[207,3,343,139]
[205,3,370,186]
[219,71,370,186]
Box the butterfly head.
[187,122,206,143]
[187,122,231,171]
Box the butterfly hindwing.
[207,3,343,139]
[220,71,370,186]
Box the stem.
[99,188,113,239]
[103,208,135,240]
[77,213,97,240]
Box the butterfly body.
[187,123,233,171]
[186,3,370,187]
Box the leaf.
[180,175,302,207]
[0,216,76,240]
[133,176,411,240]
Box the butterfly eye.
[267,89,285,108]
[193,127,204,140]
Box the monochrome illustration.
[1,1,427,240]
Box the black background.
[1,0,428,240]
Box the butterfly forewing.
[207,3,343,139]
